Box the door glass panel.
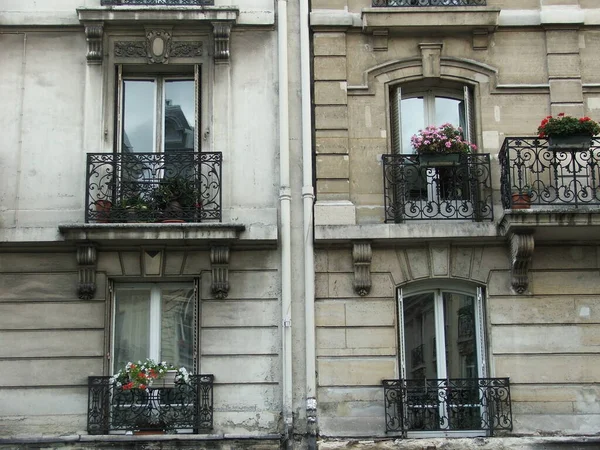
[434,97,462,129]
[164,80,195,153]
[401,97,425,154]
[443,291,478,379]
[122,80,156,153]
[160,287,195,369]
[403,292,437,379]
[114,289,151,372]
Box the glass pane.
[434,97,463,129]
[164,80,195,153]
[123,80,156,153]
[443,291,478,379]
[403,292,437,379]
[401,97,425,154]
[114,289,151,372]
[160,287,195,370]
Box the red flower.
[122,382,134,390]
[580,117,591,122]
[139,384,146,390]
[539,132,545,138]
[557,112,565,117]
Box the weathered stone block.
[316,154,350,179]
[345,300,394,326]
[550,79,583,103]
[546,29,580,54]
[0,330,104,358]
[547,53,581,78]
[314,32,346,56]
[201,355,279,383]
[201,299,279,327]
[0,358,103,386]
[317,179,351,196]
[0,302,104,329]
[495,354,600,383]
[316,301,346,327]
[200,270,279,300]
[317,358,396,386]
[201,328,278,355]
[317,328,346,349]
[315,105,349,130]
[314,56,347,81]
[346,327,395,349]
[492,324,600,354]
[315,81,347,105]
[404,247,431,279]
[315,136,349,154]
[0,273,79,301]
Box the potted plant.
[511,185,533,209]
[110,194,152,223]
[153,176,200,222]
[111,359,190,391]
[537,113,600,150]
[411,123,477,166]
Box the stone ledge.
[315,222,498,245]
[77,6,240,24]
[361,7,500,34]
[498,209,600,242]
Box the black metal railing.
[85,152,222,223]
[382,153,493,222]
[500,137,600,209]
[101,0,214,5]
[383,378,512,436]
[88,374,214,434]
[372,0,486,7]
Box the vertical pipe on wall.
[299,0,317,445]
[277,0,294,442]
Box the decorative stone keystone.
[145,28,172,64]
[210,246,230,299]
[84,22,104,64]
[419,42,443,78]
[77,243,98,300]
[212,22,232,62]
[509,231,535,294]
[353,242,372,296]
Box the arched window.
[390,81,475,154]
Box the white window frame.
[111,281,199,375]
[396,281,488,437]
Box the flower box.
[419,153,461,167]
[548,134,592,151]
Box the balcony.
[372,0,486,6]
[86,152,222,224]
[383,378,512,436]
[87,374,214,435]
[382,153,493,222]
[101,0,214,5]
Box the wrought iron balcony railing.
[85,152,222,223]
[382,153,493,222]
[372,0,486,7]
[101,0,214,5]
[500,137,600,209]
[383,378,512,436]
[87,375,214,434]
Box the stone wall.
[314,244,600,437]
[0,248,282,436]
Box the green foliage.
[537,113,600,137]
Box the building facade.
[3,0,600,449]
[310,0,600,448]
[0,0,309,448]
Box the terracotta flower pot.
[511,193,531,209]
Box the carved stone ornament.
[114,41,147,58]
[212,22,232,62]
[509,231,535,294]
[84,22,104,64]
[146,29,172,64]
[171,41,203,58]
[210,246,230,299]
[353,242,372,296]
[77,243,98,300]
[306,397,317,436]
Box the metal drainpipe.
[277,0,294,446]
[300,0,317,447]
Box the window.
[113,283,198,373]
[384,81,491,221]
[395,282,491,435]
[118,67,199,155]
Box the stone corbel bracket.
[84,22,104,64]
[212,22,232,62]
[353,242,372,296]
[509,231,535,294]
[211,245,230,299]
[77,243,98,300]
